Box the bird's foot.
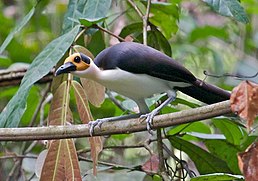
[88,114,142,136]
[140,110,159,134]
[88,118,110,136]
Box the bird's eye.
[74,56,81,63]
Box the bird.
[55,42,230,134]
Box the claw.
[140,111,157,134]
[88,119,105,136]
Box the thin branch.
[79,155,135,171]
[0,155,37,160]
[163,144,195,178]
[127,0,151,45]
[93,25,126,42]
[143,0,151,45]
[28,83,51,127]
[0,100,232,141]
[78,138,156,154]
[157,128,168,180]
[127,0,144,17]
[106,90,128,112]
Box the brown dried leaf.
[230,81,258,129]
[72,80,92,124]
[81,78,105,107]
[88,136,103,176]
[73,45,105,107]
[73,45,94,59]
[48,81,73,125]
[72,80,103,176]
[141,154,159,174]
[40,139,81,181]
[238,142,258,181]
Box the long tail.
[176,79,230,104]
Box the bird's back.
[94,42,197,84]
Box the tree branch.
[0,100,232,141]
[0,101,231,141]
[0,68,53,87]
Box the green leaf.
[120,23,171,55]
[167,122,211,141]
[146,2,179,38]
[119,22,143,41]
[62,0,112,33]
[204,139,241,174]
[169,136,232,174]
[191,173,244,181]
[136,28,172,56]
[172,98,200,108]
[211,50,224,75]
[86,30,106,56]
[0,7,35,54]
[0,25,80,128]
[81,0,112,19]
[203,0,249,24]
[20,87,40,126]
[167,122,211,136]
[212,118,246,145]
[62,0,88,33]
[0,56,12,68]
[189,26,229,42]
[79,17,106,27]
[90,99,122,119]
[121,99,138,112]
[152,28,172,56]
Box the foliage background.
[0,0,258,180]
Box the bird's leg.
[140,95,176,132]
[89,113,141,136]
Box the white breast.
[95,68,190,100]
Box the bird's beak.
[55,62,76,76]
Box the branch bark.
[0,100,232,141]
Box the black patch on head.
[74,56,81,63]
[80,53,91,64]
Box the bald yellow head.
[55,53,91,76]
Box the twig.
[0,100,232,141]
[203,70,258,80]
[40,93,53,125]
[78,155,132,170]
[143,0,151,45]
[163,144,195,178]
[127,0,144,17]
[0,155,37,160]
[74,29,86,42]
[6,159,22,181]
[106,90,128,112]
[28,83,51,127]
[157,128,169,180]
[127,0,151,45]
[93,25,126,42]
[77,138,156,154]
